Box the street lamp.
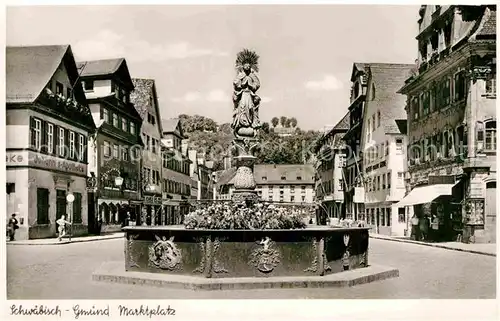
[66,192,75,242]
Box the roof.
[214,168,237,188]
[162,118,182,133]
[254,164,315,184]
[76,58,124,76]
[350,63,366,81]
[476,7,496,38]
[6,45,72,104]
[365,63,415,135]
[333,112,350,131]
[131,78,163,133]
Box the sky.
[6,5,419,130]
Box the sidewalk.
[370,233,496,257]
[7,232,124,245]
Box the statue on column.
[231,49,261,139]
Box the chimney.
[223,155,232,170]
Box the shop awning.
[395,184,456,207]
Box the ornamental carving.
[127,234,140,268]
[212,237,228,274]
[249,237,280,274]
[192,238,206,274]
[148,235,182,270]
[304,238,332,273]
[192,237,228,274]
[233,166,257,189]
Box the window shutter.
[41,121,47,153]
[30,117,36,149]
[75,133,80,161]
[65,128,69,157]
[83,136,88,163]
[100,108,103,120]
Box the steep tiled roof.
[254,164,315,184]
[77,58,124,76]
[131,78,163,133]
[214,168,237,188]
[477,7,496,37]
[162,118,180,133]
[333,112,350,131]
[366,63,415,135]
[6,45,70,103]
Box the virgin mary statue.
[231,49,262,137]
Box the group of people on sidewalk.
[410,214,444,242]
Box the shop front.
[6,150,88,240]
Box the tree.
[271,117,279,128]
[261,122,270,134]
[285,118,292,128]
[290,117,298,128]
[280,116,287,127]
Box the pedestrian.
[420,215,429,241]
[431,215,440,242]
[56,215,72,241]
[122,211,131,227]
[7,213,19,241]
[410,214,419,241]
[342,250,350,271]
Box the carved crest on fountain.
[148,235,182,270]
[249,237,281,273]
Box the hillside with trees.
[178,114,320,171]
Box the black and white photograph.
[3,1,498,319]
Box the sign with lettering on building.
[29,152,86,176]
[6,151,29,166]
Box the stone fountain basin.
[123,226,369,278]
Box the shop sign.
[144,195,162,205]
[353,187,365,203]
[6,151,29,166]
[30,153,86,175]
[469,181,485,198]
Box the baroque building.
[359,63,415,236]
[398,5,496,243]
[6,45,95,239]
[78,58,144,233]
[130,78,163,226]
[313,113,349,220]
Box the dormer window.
[84,80,94,91]
[297,176,302,180]
[56,82,64,95]
[281,176,286,180]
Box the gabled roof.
[77,58,124,76]
[6,45,85,104]
[214,168,237,189]
[350,63,366,81]
[131,78,163,134]
[76,58,134,90]
[475,6,496,39]
[365,63,415,135]
[162,118,184,138]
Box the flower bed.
[184,202,307,230]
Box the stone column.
[150,205,156,226]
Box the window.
[69,131,75,158]
[442,78,451,106]
[73,193,82,224]
[121,147,128,161]
[84,80,94,91]
[130,122,135,135]
[269,186,273,194]
[387,172,391,189]
[454,71,466,101]
[382,174,386,189]
[486,74,496,96]
[58,127,65,156]
[485,121,497,151]
[279,185,284,189]
[398,208,406,223]
[103,109,109,123]
[377,110,381,128]
[290,195,295,202]
[338,179,344,191]
[301,186,306,193]
[262,176,267,181]
[297,176,302,180]
[31,118,42,151]
[301,195,306,202]
[371,114,376,132]
[268,196,273,201]
[152,139,156,154]
[78,134,85,161]
[385,140,390,155]
[36,188,49,225]
[103,141,111,157]
[47,124,54,154]
[113,114,119,127]
[387,208,392,227]
[56,82,64,95]
[122,117,127,131]
[290,186,295,193]
[113,144,119,158]
[411,96,419,120]
[371,83,376,100]
[281,176,286,180]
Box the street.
[7,238,495,299]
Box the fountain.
[93,49,398,290]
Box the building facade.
[313,113,349,220]
[130,78,163,226]
[6,45,95,240]
[398,5,496,243]
[161,118,193,225]
[359,63,415,236]
[78,58,143,233]
[342,64,368,221]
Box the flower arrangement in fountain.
[184,202,307,230]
